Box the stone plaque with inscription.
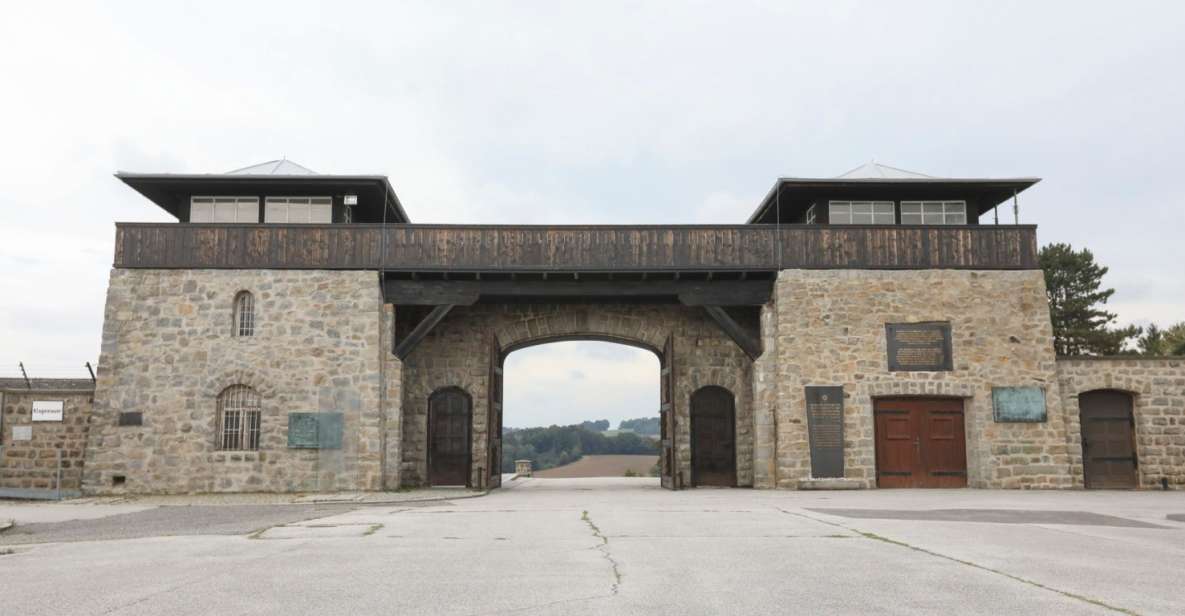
[886,322,953,372]
[992,387,1047,423]
[287,412,344,449]
[805,386,844,478]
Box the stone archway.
[398,303,755,488]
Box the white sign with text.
[32,400,64,422]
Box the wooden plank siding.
[112,223,1039,271]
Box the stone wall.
[1056,357,1185,488]
[765,269,1070,489]
[400,303,754,488]
[83,269,390,495]
[1,386,94,492]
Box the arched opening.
[1079,389,1138,489]
[499,339,662,485]
[428,387,472,487]
[690,386,737,487]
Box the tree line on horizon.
[500,421,659,473]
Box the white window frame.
[190,196,259,223]
[900,201,968,225]
[805,204,817,224]
[264,196,333,224]
[828,201,895,225]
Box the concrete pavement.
[2,478,1184,615]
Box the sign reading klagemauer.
[32,400,64,422]
[885,322,953,372]
[805,386,844,478]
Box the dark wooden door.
[874,398,967,488]
[660,335,679,489]
[429,388,471,486]
[487,336,503,490]
[1080,390,1138,489]
[690,386,736,487]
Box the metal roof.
[746,163,1041,224]
[226,159,317,176]
[836,161,934,179]
[115,160,411,223]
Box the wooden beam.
[702,305,762,361]
[393,304,454,360]
[384,279,773,305]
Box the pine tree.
[1039,243,1140,356]
[1137,322,1185,356]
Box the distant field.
[533,455,659,478]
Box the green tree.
[1137,322,1185,356]
[1039,243,1139,356]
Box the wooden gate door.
[428,388,471,486]
[690,386,736,487]
[487,336,504,490]
[660,335,680,490]
[874,398,967,488]
[1080,390,1138,489]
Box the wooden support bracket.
[393,304,455,360]
[702,305,762,361]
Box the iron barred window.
[233,291,255,337]
[218,385,261,451]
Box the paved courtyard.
[2,478,1184,615]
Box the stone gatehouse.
[12,159,1179,496]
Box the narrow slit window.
[233,291,255,337]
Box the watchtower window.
[829,201,895,225]
[900,201,967,225]
[217,385,261,451]
[264,197,332,224]
[190,197,259,223]
[233,291,255,337]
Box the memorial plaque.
[32,400,64,422]
[805,386,844,478]
[287,412,344,449]
[993,387,1047,423]
[118,412,143,426]
[886,322,953,372]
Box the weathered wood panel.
[113,223,1039,271]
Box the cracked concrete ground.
[2,477,1184,615]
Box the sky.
[1,2,1182,424]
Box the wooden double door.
[874,397,967,488]
[1080,390,1138,489]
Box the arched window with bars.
[233,291,255,337]
[217,385,261,451]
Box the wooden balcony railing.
[112,223,1039,271]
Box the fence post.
[55,448,62,500]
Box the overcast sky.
[2,3,1182,425]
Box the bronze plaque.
[805,386,844,478]
[886,322,953,372]
[287,412,344,449]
